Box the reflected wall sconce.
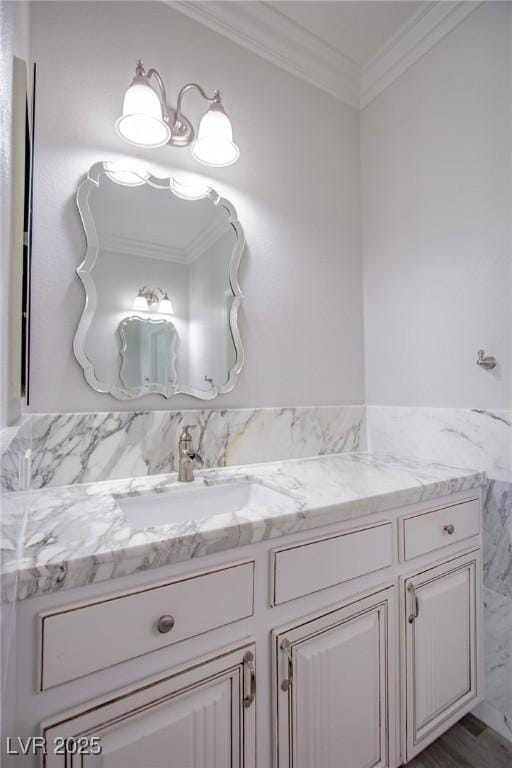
[133,287,174,314]
[116,60,239,167]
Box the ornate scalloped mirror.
[74,161,244,399]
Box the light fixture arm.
[145,67,170,118]
[170,83,222,147]
[142,65,222,147]
[175,83,221,123]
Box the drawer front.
[402,498,480,561]
[271,522,393,605]
[40,560,254,690]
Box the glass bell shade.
[133,290,149,311]
[116,75,170,148]
[191,104,240,167]
[158,293,174,314]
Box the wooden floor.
[406,715,512,768]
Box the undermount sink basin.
[117,480,296,528]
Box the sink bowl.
[117,480,296,528]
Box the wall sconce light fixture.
[116,60,239,167]
[133,287,174,314]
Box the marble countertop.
[0,453,486,602]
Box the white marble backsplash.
[28,405,365,489]
[5,405,509,491]
[367,406,511,478]
[0,420,31,492]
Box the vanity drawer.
[39,560,254,690]
[271,522,393,605]
[401,498,480,561]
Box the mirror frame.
[73,161,245,400]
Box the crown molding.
[168,0,360,107]
[360,1,483,108]
[100,233,189,264]
[187,217,229,263]
[169,1,483,111]
[99,218,228,265]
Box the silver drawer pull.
[280,638,293,692]
[156,615,175,634]
[242,651,256,708]
[444,524,455,535]
[407,582,419,624]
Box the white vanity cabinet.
[402,550,481,762]
[7,488,483,768]
[273,587,396,768]
[43,642,257,768]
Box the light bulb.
[191,103,239,167]
[133,290,148,311]
[115,69,170,148]
[159,293,174,314]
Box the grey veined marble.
[367,406,511,478]
[28,405,366,489]
[481,474,512,741]
[7,405,511,491]
[0,452,484,602]
[0,419,31,492]
[483,587,512,736]
[483,478,512,599]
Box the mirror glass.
[74,162,244,399]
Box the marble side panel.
[29,406,366,488]
[483,587,512,738]
[483,478,512,599]
[367,406,511,478]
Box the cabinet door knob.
[157,615,175,634]
[444,524,455,535]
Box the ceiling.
[266,1,429,68]
[170,1,482,108]
[93,177,232,264]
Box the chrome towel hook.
[476,349,497,370]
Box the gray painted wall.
[361,2,511,409]
[27,0,365,413]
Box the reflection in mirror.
[74,162,244,399]
[119,317,178,394]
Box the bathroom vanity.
[1,454,485,767]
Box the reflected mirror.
[119,317,178,393]
[74,162,244,399]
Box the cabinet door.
[403,550,481,761]
[273,587,396,768]
[43,643,256,768]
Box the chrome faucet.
[177,426,203,482]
